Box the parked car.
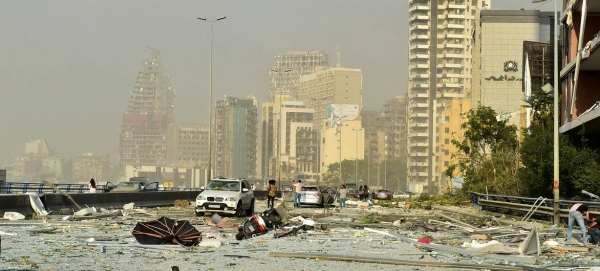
[109,181,159,192]
[393,191,411,199]
[299,185,335,207]
[374,189,393,200]
[195,177,254,217]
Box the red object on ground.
[417,236,431,244]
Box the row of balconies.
[409,4,429,13]
[410,34,429,41]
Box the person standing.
[567,203,590,245]
[294,180,303,208]
[358,185,364,201]
[89,178,97,193]
[339,184,347,208]
[267,180,277,209]
[363,185,370,201]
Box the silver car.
[299,185,335,207]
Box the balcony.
[409,92,428,99]
[446,14,466,19]
[408,132,428,137]
[410,15,429,21]
[412,73,429,79]
[410,162,428,167]
[411,83,428,89]
[445,33,464,39]
[438,73,462,78]
[443,43,463,49]
[410,44,430,50]
[410,34,429,41]
[410,152,428,157]
[443,53,463,58]
[446,23,465,29]
[409,5,429,12]
[437,83,462,88]
[440,92,463,98]
[410,142,428,147]
[411,63,429,69]
[440,63,462,68]
[409,112,428,118]
[410,54,429,60]
[409,172,428,177]
[410,122,428,128]
[410,24,429,31]
[448,4,467,9]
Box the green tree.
[449,106,521,196]
[519,91,600,198]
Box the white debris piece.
[199,239,222,248]
[3,212,25,220]
[123,203,136,210]
[74,207,97,216]
[26,192,49,216]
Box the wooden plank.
[436,212,477,232]
[43,179,82,210]
[555,246,590,252]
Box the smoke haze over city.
[0,0,556,167]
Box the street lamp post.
[352,128,363,187]
[197,16,226,182]
[533,0,560,225]
[271,69,291,190]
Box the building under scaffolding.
[523,41,554,95]
[269,51,328,100]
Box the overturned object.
[3,212,25,221]
[236,206,287,240]
[132,216,202,247]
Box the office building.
[407,0,489,194]
[383,95,408,159]
[214,96,258,178]
[72,153,109,183]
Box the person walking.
[339,184,347,208]
[89,178,97,193]
[267,180,277,209]
[294,180,303,208]
[567,203,590,245]
[363,185,370,201]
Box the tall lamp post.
[271,69,291,190]
[352,128,363,187]
[533,0,560,225]
[197,16,226,182]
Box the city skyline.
[0,1,557,166]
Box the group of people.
[567,203,600,245]
[358,185,370,201]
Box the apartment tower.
[407,0,489,194]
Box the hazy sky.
[0,0,559,166]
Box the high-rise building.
[166,124,209,169]
[119,50,175,168]
[214,96,258,178]
[269,51,328,100]
[383,95,408,159]
[407,0,489,194]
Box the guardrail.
[0,182,202,194]
[471,192,600,222]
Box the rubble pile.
[1,199,600,271]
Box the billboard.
[326,104,359,127]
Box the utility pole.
[271,69,291,190]
[197,16,226,181]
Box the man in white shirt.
[294,180,303,208]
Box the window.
[445,127,450,133]
[445,139,449,144]
[444,161,449,166]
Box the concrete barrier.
[0,191,202,216]
[0,190,286,216]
